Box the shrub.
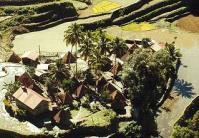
[124,121,142,138]
[3,81,20,98]
[172,126,198,138]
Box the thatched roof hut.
[61,51,76,64]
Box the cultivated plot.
[92,0,121,14]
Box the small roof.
[96,76,108,91]
[151,40,165,52]
[128,44,138,54]
[21,51,39,61]
[17,72,34,87]
[58,91,73,105]
[13,87,49,110]
[121,52,130,61]
[61,51,76,64]
[34,69,48,77]
[76,84,88,98]
[110,90,127,109]
[110,90,126,101]
[53,109,70,124]
[101,72,114,81]
[36,64,49,71]
[110,62,123,75]
[7,52,21,63]
[105,81,123,93]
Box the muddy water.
[12,16,107,55]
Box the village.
[1,25,167,132]
[0,0,199,137]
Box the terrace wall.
[0,0,54,6]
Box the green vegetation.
[81,109,116,127]
[64,23,83,74]
[122,22,156,31]
[123,121,142,138]
[172,110,199,138]
[3,81,20,98]
[120,40,181,137]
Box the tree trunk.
[113,55,117,82]
[157,59,180,108]
[75,44,78,78]
[68,46,73,69]
[157,76,176,107]
[95,69,98,93]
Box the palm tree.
[156,42,182,107]
[79,31,95,61]
[88,48,107,75]
[55,59,70,81]
[88,48,108,92]
[165,42,182,62]
[111,37,128,78]
[97,29,111,56]
[64,23,83,77]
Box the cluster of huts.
[5,39,165,126]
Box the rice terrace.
[0,0,199,138]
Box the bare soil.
[176,14,199,33]
[161,92,180,112]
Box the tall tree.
[88,48,107,75]
[111,37,128,78]
[89,48,108,92]
[64,23,83,77]
[79,31,95,61]
[122,48,166,115]
[97,29,111,56]
[156,42,181,107]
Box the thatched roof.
[16,72,34,87]
[53,109,71,124]
[76,84,88,98]
[21,51,39,61]
[7,52,21,63]
[58,91,73,105]
[61,51,76,64]
[96,76,108,92]
[110,62,123,75]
